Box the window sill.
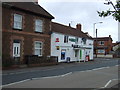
[13,28,22,31]
[35,31,44,34]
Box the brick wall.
[2,6,51,63]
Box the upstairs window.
[75,37,79,44]
[64,35,69,43]
[99,41,104,45]
[14,14,22,29]
[35,19,43,32]
[34,41,42,56]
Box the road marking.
[92,67,110,71]
[1,79,30,87]
[2,72,73,87]
[61,72,72,77]
[104,80,112,88]
[101,78,119,88]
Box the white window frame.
[14,14,22,29]
[99,41,104,45]
[35,19,43,32]
[34,41,43,56]
[98,49,105,53]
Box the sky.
[39,0,118,43]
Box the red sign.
[55,38,59,42]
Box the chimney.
[69,23,71,27]
[109,35,111,38]
[76,24,81,31]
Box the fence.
[2,55,58,67]
[24,55,58,65]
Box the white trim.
[14,14,22,29]
[35,19,43,32]
[34,41,43,56]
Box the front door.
[61,49,66,60]
[13,43,20,57]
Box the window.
[34,41,42,56]
[99,41,104,45]
[75,37,78,44]
[64,35,69,43]
[35,19,43,32]
[14,14,22,29]
[98,50,105,53]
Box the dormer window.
[13,14,22,30]
[35,19,43,32]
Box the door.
[61,49,66,60]
[13,43,20,57]
[75,50,79,61]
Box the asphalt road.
[2,58,120,87]
[2,64,119,88]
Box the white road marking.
[1,79,30,87]
[101,78,119,88]
[104,80,112,88]
[61,72,72,77]
[92,67,110,71]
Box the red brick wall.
[2,6,51,63]
[94,39,112,54]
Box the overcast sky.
[39,0,118,43]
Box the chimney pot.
[76,23,81,31]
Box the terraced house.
[2,2,54,65]
[51,22,94,62]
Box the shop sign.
[55,38,59,42]
[69,38,76,42]
[56,46,60,50]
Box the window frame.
[13,14,22,30]
[64,35,69,43]
[98,49,105,53]
[99,41,104,45]
[34,41,43,56]
[35,19,43,32]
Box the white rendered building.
[51,22,94,62]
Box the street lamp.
[93,22,103,37]
[93,22,103,58]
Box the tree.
[97,0,120,22]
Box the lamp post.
[93,22,103,37]
[93,22,103,58]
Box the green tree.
[97,0,120,22]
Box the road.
[2,58,120,88]
[2,65,119,88]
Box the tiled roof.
[93,37,112,41]
[2,2,54,19]
[51,22,93,40]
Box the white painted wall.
[51,32,94,62]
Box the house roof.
[2,2,54,19]
[93,37,113,41]
[51,22,93,40]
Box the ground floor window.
[34,41,42,56]
[98,49,105,54]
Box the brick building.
[2,2,54,64]
[93,35,113,55]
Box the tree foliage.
[97,1,120,22]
